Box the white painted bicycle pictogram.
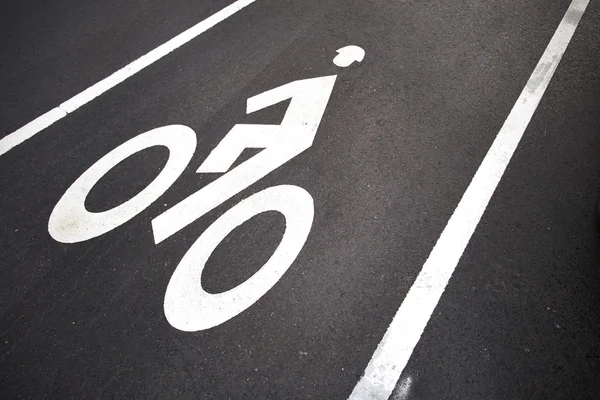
[48,46,365,332]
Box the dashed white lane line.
[349,0,590,398]
[0,0,257,158]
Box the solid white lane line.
[0,108,68,156]
[0,0,257,158]
[349,0,590,398]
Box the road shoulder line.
[0,0,257,158]
[349,0,590,398]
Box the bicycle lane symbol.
[48,46,365,332]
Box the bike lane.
[0,0,576,398]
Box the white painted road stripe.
[349,0,590,398]
[0,108,68,156]
[0,0,257,158]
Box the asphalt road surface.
[1,0,599,399]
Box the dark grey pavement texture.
[1,0,599,399]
